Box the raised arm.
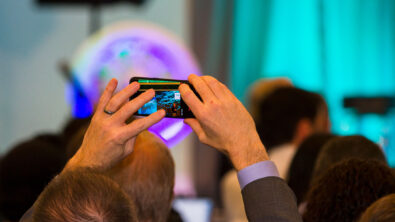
[179,74,302,222]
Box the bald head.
[107,131,175,222]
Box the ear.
[293,118,313,146]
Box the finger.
[120,109,166,141]
[184,118,206,142]
[123,138,136,157]
[96,79,118,112]
[219,82,239,100]
[188,74,217,102]
[201,76,228,100]
[112,89,156,122]
[105,82,140,113]
[179,84,204,117]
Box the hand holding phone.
[129,77,196,118]
[179,74,269,171]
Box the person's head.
[33,168,137,222]
[65,123,89,160]
[256,87,329,150]
[313,135,387,181]
[0,135,66,221]
[358,194,395,222]
[62,116,91,145]
[106,131,175,222]
[303,159,395,222]
[248,77,293,121]
[287,133,337,204]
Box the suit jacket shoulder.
[241,176,302,222]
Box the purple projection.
[67,21,201,147]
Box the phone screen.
[130,78,194,118]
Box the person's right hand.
[65,78,165,171]
[179,74,269,171]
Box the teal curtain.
[231,0,395,166]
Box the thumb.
[184,118,206,142]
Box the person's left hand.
[65,79,165,171]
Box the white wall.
[0,0,191,153]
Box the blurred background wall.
[229,0,395,165]
[0,0,190,152]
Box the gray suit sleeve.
[241,176,302,222]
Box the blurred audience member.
[221,170,248,222]
[248,77,293,122]
[256,87,329,179]
[303,159,395,222]
[312,135,387,182]
[65,123,89,160]
[106,130,175,222]
[287,133,336,205]
[66,127,177,222]
[221,78,293,222]
[32,168,137,222]
[358,194,395,222]
[61,116,91,145]
[0,134,66,221]
[167,209,184,222]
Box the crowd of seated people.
[0,75,393,222]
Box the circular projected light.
[67,21,201,147]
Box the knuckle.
[107,130,119,142]
[106,100,117,110]
[199,109,209,117]
[209,100,220,108]
[205,76,217,84]
[102,119,112,129]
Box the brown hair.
[106,131,175,222]
[312,135,386,182]
[358,194,395,222]
[33,168,137,222]
[303,159,395,222]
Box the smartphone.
[129,77,196,118]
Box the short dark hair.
[313,135,387,181]
[0,135,66,221]
[33,168,137,222]
[107,131,175,222]
[303,159,395,222]
[256,87,326,149]
[287,133,337,204]
[358,194,395,222]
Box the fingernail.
[131,82,139,88]
[179,84,188,91]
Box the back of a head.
[303,159,395,222]
[287,133,337,204]
[248,77,293,121]
[107,131,175,222]
[33,168,137,222]
[0,135,66,221]
[313,135,387,180]
[256,87,327,149]
[358,194,395,222]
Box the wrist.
[63,148,96,171]
[227,134,269,171]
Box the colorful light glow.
[67,21,201,148]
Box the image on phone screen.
[130,78,194,118]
